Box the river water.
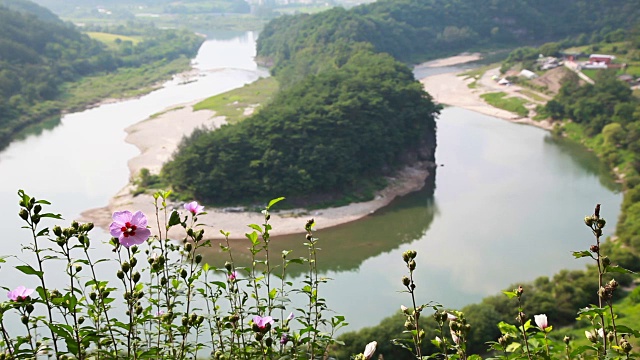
[0,31,622,332]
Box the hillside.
[257,0,640,86]
[0,2,204,149]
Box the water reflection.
[200,174,438,277]
[544,135,621,192]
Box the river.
[0,31,622,333]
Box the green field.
[193,77,279,123]
[480,91,530,117]
[85,31,142,48]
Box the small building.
[519,69,538,79]
[589,54,616,64]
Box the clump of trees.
[162,51,439,205]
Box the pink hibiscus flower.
[8,286,34,301]
[184,201,204,215]
[109,210,151,248]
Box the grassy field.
[480,92,530,117]
[193,77,279,124]
[85,31,142,49]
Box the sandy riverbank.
[80,99,432,240]
[419,61,554,131]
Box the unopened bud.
[185,243,193,252]
[133,272,141,283]
[563,335,570,345]
[596,218,606,229]
[195,254,202,264]
[53,226,62,236]
[117,270,125,279]
[408,260,416,271]
[224,262,232,271]
[21,315,29,325]
[601,256,610,268]
[180,269,188,279]
[19,209,29,220]
[621,338,633,353]
[402,276,410,287]
[121,262,130,273]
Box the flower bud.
[133,272,141,283]
[404,320,415,330]
[265,214,271,221]
[585,330,598,343]
[608,279,619,289]
[130,257,138,268]
[81,222,94,232]
[185,243,193,252]
[121,262,130,273]
[402,251,410,263]
[596,218,606,229]
[26,304,34,314]
[117,270,125,279]
[182,316,189,327]
[563,335,570,345]
[402,276,410,287]
[75,265,82,273]
[33,204,42,214]
[265,337,273,347]
[78,316,85,324]
[407,250,417,259]
[408,260,416,271]
[516,285,524,296]
[90,292,97,301]
[21,315,29,325]
[590,245,599,253]
[584,216,595,227]
[601,256,610,268]
[195,254,202,264]
[180,269,188,279]
[19,209,29,220]
[621,338,633,353]
[224,262,232,271]
[53,226,62,237]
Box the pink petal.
[112,210,132,224]
[131,211,148,227]
[109,222,124,237]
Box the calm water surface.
[0,32,622,332]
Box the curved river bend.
[0,31,621,331]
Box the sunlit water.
[0,32,622,334]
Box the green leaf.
[604,265,635,274]
[168,210,181,227]
[15,265,44,279]
[247,224,263,233]
[202,263,210,272]
[267,197,285,209]
[570,345,597,357]
[502,290,518,299]
[246,231,259,245]
[269,288,277,299]
[572,250,594,259]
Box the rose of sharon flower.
[8,286,34,301]
[364,341,377,359]
[534,314,549,330]
[253,315,274,331]
[184,201,204,215]
[109,210,151,248]
[228,271,238,282]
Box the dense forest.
[257,0,640,87]
[0,2,203,149]
[162,51,439,205]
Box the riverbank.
[80,98,432,239]
[419,61,555,131]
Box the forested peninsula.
[0,0,203,149]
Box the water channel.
[0,31,622,332]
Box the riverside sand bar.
[81,53,549,239]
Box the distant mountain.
[0,0,62,23]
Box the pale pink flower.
[447,313,458,321]
[8,286,34,301]
[451,330,461,345]
[364,341,377,359]
[109,210,151,248]
[228,271,238,281]
[184,201,204,215]
[287,312,294,321]
[534,314,549,329]
[253,315,274,330]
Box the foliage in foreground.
[1,189,638,359]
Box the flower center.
[120,222,137,237]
